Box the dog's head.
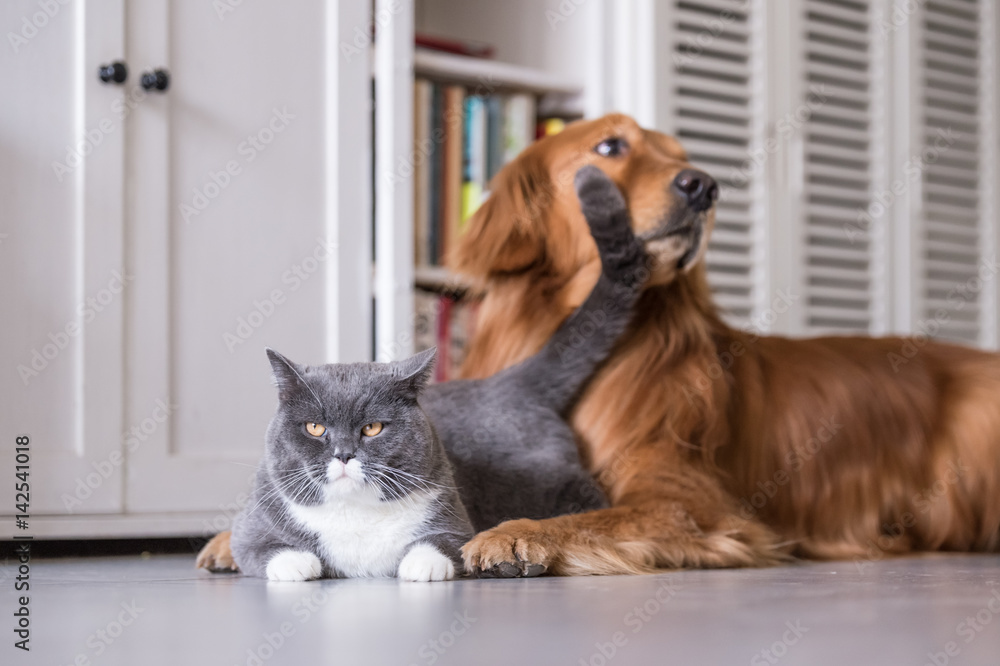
[453,113,717,286]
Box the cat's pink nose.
[328,459,348,479]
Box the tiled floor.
[4,553,1000,665]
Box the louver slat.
[921,0,982,344]
[803,0,875,334]
[673,0,758,327]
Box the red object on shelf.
[415,34,494,59]
[435,296,452,383]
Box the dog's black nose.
[672,169,719,212]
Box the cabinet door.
[0,1,126,521]
[123,1,372,516]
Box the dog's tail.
[503,166,647,414]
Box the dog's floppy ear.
[451,150,550,278]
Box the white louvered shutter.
[919,0,984,345]
[802,0,877,335]
[671,0,759,327]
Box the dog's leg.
[463,467,789,576]
[196,531,239,572]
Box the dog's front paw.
[398,544,456,582]
[265,550,323,582]
[196,531,239,573]
[462,519,553,578]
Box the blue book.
[485,96,504,184]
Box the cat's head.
[262,347,439,505]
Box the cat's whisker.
[243,468,316,517]
[364,468,462,523]
[245,473,308,512]
[362,468,408,503]
[364,462,456,492]
[250,469,327,543]
[364,470,433,515]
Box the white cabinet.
[1,0,372,537]
[2,2,128,520]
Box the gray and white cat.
[231,167,648,582]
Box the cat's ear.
[392,348,437,400]
[265,348,308,401]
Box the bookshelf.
[372,0,603,372]
[413,49,584,97]
[408,56,583,378]
[413,265,465,292]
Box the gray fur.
[232,167,647,579]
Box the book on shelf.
[411,75,570,379]
[442,84,464,269]
[413,79,432,268]
[414,35,495,59]
[413,289,479,383]
[412,78,539,272]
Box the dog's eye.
[594,137,629,158]
[305,422,326,437]
[361,422,383,437]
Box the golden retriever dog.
[199,113,1000,576]
[453,113,1000,575]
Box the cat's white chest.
[287,486,437,578]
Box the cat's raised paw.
[398,544,456,582]
[462,519,553,578]
[265,550,323,582]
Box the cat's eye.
[361,422,383,437]
[305,422,326,437]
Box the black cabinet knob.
[98,61,128,84]
[141,69,170,92]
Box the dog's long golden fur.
[456,114,1000,574]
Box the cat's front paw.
[398,544,456,582]
[265,550,323,582]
